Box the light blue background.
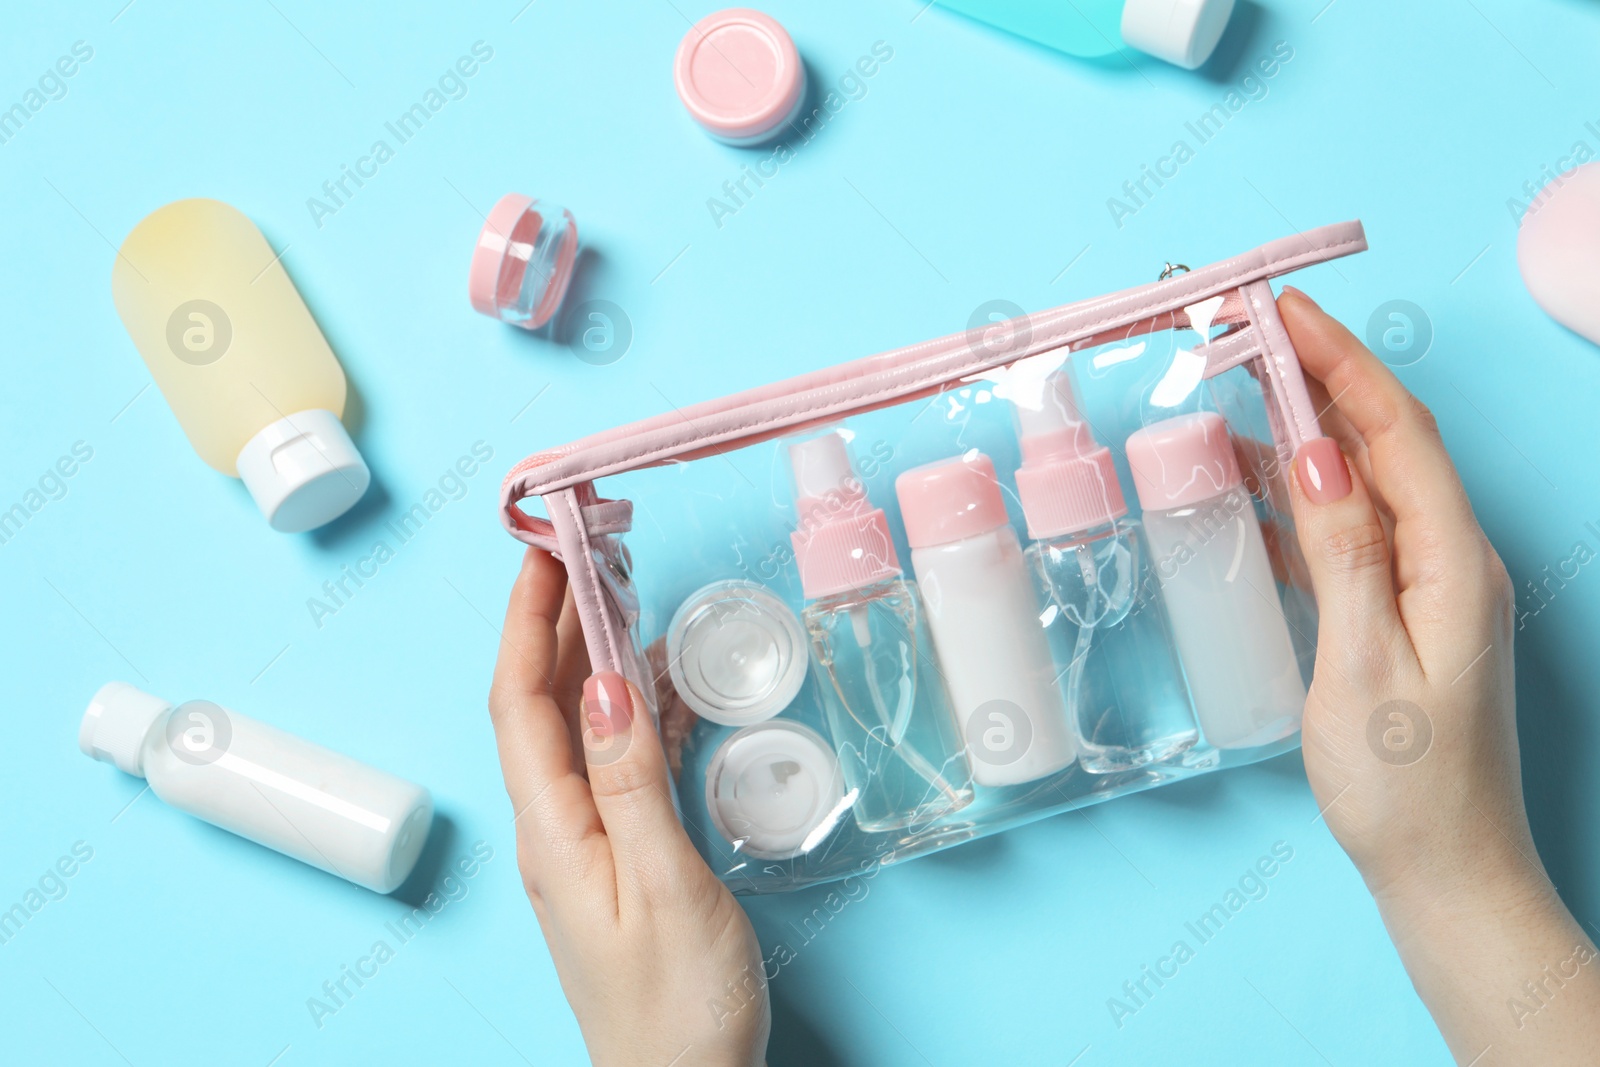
[2,1,1597,1064]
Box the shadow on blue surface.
[393,810,458,908]
[1518,636,1597,926]
[1195,0,1268,85]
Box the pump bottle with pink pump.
[1013,370,1198,772]
[789,431,973,833]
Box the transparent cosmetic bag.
[500,221,1367,894]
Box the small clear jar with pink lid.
[468,193,578,330]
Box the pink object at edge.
[469,193,532,317]
[788,432,900,599]
[1013,373,1128,540]
[1517,162,1600,348]
[1125,411,1243,512]
[674,8,805,145]
[895,452,1010,550]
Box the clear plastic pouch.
[500,222,1367,894]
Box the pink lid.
[468,194,579,330]
[1125,412,1242,511]
[469,193,534,317]
[788,432,900,599]
[895,452,1010,550]
[1013,372,1128,540]
[674,9,805,145]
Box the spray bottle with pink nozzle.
[789,430,973,833]
[1013,370,1198,772]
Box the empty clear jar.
[1013,371,1196,772]
[468,193,578,330]
[789,432,973,832]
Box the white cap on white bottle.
[79,681,173,776]
[236,408,370,533]
[1121,0,1235,69]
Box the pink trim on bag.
[1241,278,1320,452]
[499,221,1365,533]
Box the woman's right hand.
[1278,287,1600,1064]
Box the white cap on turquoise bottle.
[236,409,370,533]
[1121,0,1235,69]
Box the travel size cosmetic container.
[112,198,369,532]
[895,452,1076,786]
[705,721,846,860]
[1013,372,1197,772]
[673,8,806,146]
[667,580,809,727]
[468,193,579,330]
[789,431,972,832]
[934,0,1235,69]
[1126,413,1306,748]
[79,683,432,894]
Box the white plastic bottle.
[895,452,1076,786]
[1125,413,1307,749]
[79,683,432,893]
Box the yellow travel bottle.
[112,199,369,532]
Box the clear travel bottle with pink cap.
[895,451,1076,787]
[1125,412,1306,749]
[789,431,972,832]
[1013,372,1197,772]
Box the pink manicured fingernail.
[1281,285,1320,309]
[1294,437,1351,504]
[583,671,633,738]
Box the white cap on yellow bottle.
[235,409,370,533]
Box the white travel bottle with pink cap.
[1013,372,1196,772]
[895,452,1076,786]
[790,431,972,832]
[1125,412,1306,749]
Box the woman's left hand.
[488,547,771,1067]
